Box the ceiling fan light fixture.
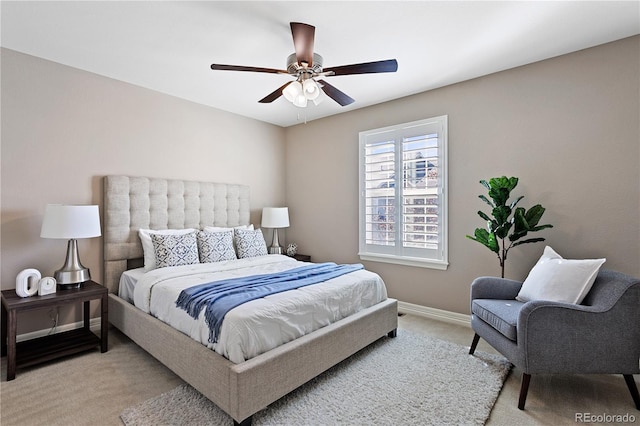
[303,79,321,100]
[283,81,302,103]
[283,78,321,107]
[293,93,308,107]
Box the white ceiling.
[2,1,639,127]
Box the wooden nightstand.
[1,280,108,381]
[292,254,311,262]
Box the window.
[359,116,448,269]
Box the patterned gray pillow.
[234,228,268,259]
[151,231,199,268]
[197,230,237,263]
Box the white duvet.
[130,255,387,363]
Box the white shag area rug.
[121,330,511,425]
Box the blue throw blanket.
[175,262,364,344]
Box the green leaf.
[492,205,511,225]
[478,195,494,208]
[510,205,552,242]
[509,195,524,210]
[467,229,499,253]
[488,187,510,207]
[524,204,546,227]
[477,210,492,222]
[495,222,512,239]
[486,232,499,253]
[512,237,546,247]
[489,176,518,192]
[530,224,553,232]
[513,206,528,227]
[491,204,511,239]
[506,176,519,190]
[509,208,529,242]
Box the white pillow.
[138,228,196,270]
[516,246,606,304]
[203,224,253,233]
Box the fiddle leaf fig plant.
[466,176,553,278]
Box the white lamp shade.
[261,207,290,228]
[41,204,101,239]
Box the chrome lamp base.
[268,228,284,255]
[54,239,91,288]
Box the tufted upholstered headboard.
[103,175,250,293]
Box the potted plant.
[466,176,553,278]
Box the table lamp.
[261,207,290,254]
[40,204,101,288]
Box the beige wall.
[284,36,640,314]
[1,48,286,333]
[2,35,639,334]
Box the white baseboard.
[398,301,471,328]
[16,318,103,343]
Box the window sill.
[358,253,449,270]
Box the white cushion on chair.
[516,246,605,304]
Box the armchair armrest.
[470,276,523,301]
[517,298,640,374]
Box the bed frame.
[103,175,398,425]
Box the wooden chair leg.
[518,373,531,410]
[469,333,480,355]
[623,374,640,410]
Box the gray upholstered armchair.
[468,269,640,410]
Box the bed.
[103,175,398,425]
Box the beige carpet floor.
[120,330,511,425]
[1,314,638,425]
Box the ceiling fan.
[210,22,398,107]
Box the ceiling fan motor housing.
[287,53,323,76]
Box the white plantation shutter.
[363,139,396,247]
[359,116,448,270]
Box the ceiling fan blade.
[323,59,398,76]
[211,64,288,74]
[290,22,315,67]
[317,80,355,106]
[259,81,293,103]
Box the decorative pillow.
[203,224,254,233]
[197,230,237,263]
[150,231,199,269]
[234,228,268,259]
[516,246,606,304]
[139,228,197,270]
